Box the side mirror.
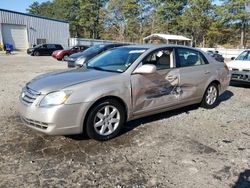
[133,64,156,74]
[231,57,235,60]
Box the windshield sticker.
[129,50,146,54]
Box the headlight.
[40,91,72,107]
[75,57,86,66]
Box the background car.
[65,43,129,68]
[206,50,224,62]
[52,45,89,61]
[27,44,63,56]
[19,45,230,141]
[227,50,250,83]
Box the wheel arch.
[82,95,128,132]
[209,80,221,92]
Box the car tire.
[57,58,62,61]
[34,51,40,56]
[201,83,219,109]
[63,55,69,61]
[86,99,126,141]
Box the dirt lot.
[0,53,249,188]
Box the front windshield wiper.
[87,66,122,73]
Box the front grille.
[21,117,48,130]
[21,87,40,105]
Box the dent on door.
[131,68,182,113]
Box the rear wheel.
[34,51,40,56]
[86,99,126,141]
[201,83,219,109]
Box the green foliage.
[27,0,250,47]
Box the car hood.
[227,60,250,70]
[27,68,117,94]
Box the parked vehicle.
[52,45,89,61]
[18,45,230,141]
[227,50,250,83]
[65,43,129,68]
[27,44,63,56]
[206,50,224,62]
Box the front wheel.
[63,55,69,61]
[33,51,40,56]
[86,99,126,141]
[201,83,219,109]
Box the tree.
[219,0,250,48]
[178,0,213,47]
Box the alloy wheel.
[205,85,218,105]
[93,105,121,136]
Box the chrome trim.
[21,87,41,105]
[21,116,48,130]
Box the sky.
[0,0,50,13]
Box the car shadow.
[217,90,234,104]
[230,81,250,89]
[233,169,250,188]
[68,90,233,141]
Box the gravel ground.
[0,54,249,188]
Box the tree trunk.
[240,19,246,49]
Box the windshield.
[34,44,44,48]
[86,47,146,73]
[83,44,105,54]
[236,51,250,60]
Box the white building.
[0,8,70,50]
[143,33,192,46]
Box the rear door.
[176,48,212,102]
[131,48,181,115]
[39,44,47,55]
[47,44,56,55]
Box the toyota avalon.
[18,45,230,141]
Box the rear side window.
[176,48,208,68]
[47,44,56,49]
[55,45,63,49]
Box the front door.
[131,48,181,115]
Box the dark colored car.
[65,43,129,68]
[207,50,224,62]
[52,45,89,61]
[27,44,63,56]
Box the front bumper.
[18,100,91,135]
[230,70,250,83]
[27,50,33,55]
[64,57,76,67]
[52,54,61,59]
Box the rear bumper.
[18,100,91,135]
[230,70,250,83]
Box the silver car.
[18,45,230,141]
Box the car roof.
[120,44,203,52]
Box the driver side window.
[143,49,172,70]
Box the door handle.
[205,71,211,75]
[166,75,178,82]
